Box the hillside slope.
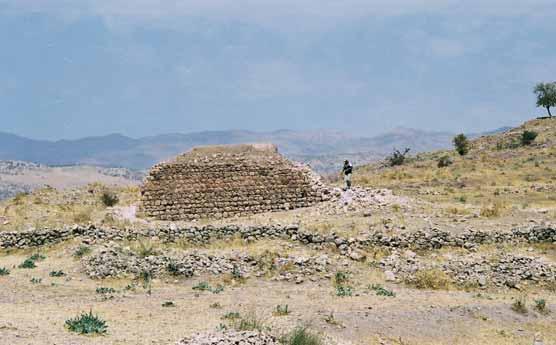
[354,117,556,213]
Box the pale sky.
[1,0,555,139]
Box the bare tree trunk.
[548,106,552,117]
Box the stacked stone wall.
[140,144,328,221]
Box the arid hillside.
[0,118,555,345]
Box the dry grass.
[0,184,140,231]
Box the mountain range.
[0,127,509,174]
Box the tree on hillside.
[534,82,556,117]
[453,134,469,156]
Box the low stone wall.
[1,224,555,256]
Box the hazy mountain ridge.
[0,128,468,171]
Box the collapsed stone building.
[140,143,330,221]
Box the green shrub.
[192,281,211,291]
[437,155,453,168]
[65,310,108,335]
[0,267,10,276]
[96,287,116,294]
[29,253,46,262]
[370,284,396,297]
[521,130,538,146]
[19,258,36,269]
[335,285,353,297]
[49,270,66,277]
[281,326,323,345]
[222,312,241,320]
[192,281,224,294]
[453,134,470,156]
[233,314,268,332]
[534,299,549,314]
[273,304,290,316]
[73,245,92,258]
[334,271,350,286]
[101,192,119,207]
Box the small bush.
[511,295,528,315]
[222,312,241,320]
[49,270,66,277]
[534,299,549,314]
[29,253,46,262]
[412,269,452,290]
[96,287,116,294]
[233,314,268,332]
[73,245,92,258]
[335,285,353,297]
[101,192,119,207]
[192,281,224,294]
[370,284,396,297]
[19,258,36,269]
[437,155,453,168]
[0,267,10,276]
[134,240,158,258]
[334,271,350,286]
[453,134,470,156]
[30,277,42,284]
[65,310,108,335]
[273,304,290,316]
[387,148,411,166]
[281,326,323,345]
[521,130,538,146]
[480,202,504,218]
[162,301,176,308]
[210,302,222,309]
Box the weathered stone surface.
[176,331,279,345]
[140,144,329,221]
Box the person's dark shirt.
[342,162,353,175]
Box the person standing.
[342,160,353,190]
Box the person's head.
[344,160,349,164]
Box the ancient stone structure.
[140,143,329,221]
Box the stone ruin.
[140,143,329,221]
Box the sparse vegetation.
[49,270,66,277]
[437,155,453,168]
[335,285,353,297]
[18,258,37,269]
[0,267,10,276]
[192,281,224,294]
[534,299,549,314]
[281,326,323,345]
[511,295,528,315]
[453,134,470,156]
[273,304,290,316]
[73,245,92,258]
[101,191,119,207]
[96,287,116,294]
[162,301,176,308]
[521,130,538,146]
[369,284,396,297]
[387,148,411,166]
[65,310,108,335]
[30,277,42,284]
[411,269,452,290]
